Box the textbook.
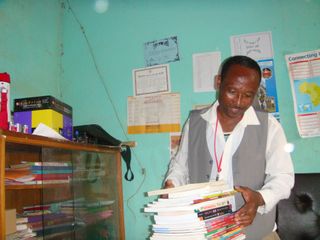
[145,181,245,240]
[145,195,232,213]
[10,161,72,167]
[147,180,227,197]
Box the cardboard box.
[5,209,16,235]
[13,96,73,140]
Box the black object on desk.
[73,124,134,181]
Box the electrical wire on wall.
[57,1,65,100]
[63,0,146,220]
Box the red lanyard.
[214,115,223,180]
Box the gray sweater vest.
[188,107,276,240]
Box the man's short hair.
[220,55,262,82]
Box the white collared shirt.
[166,101,294,214]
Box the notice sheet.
[127,93,180,134]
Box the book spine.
[192,197,232,213]
[23,179,70,185]
[197,205,232,221]
[30,166,73,171]
[147,180,226,196]
[206,219,235,232]
[27,213,67,223]
[31,169,73,174]
[33,173,72,181]
[33,223,74,236]
[30,162,71,167]
[23,206,50,212]
[197,204,231,217]
[29,217,74,229]
[168,184,229,198]
[205,214,235,228]
[227,231,246,240]
[219,226,243,240]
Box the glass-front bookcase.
[0,130,125,240]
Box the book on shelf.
[25,212,67,223]
[144,181,245,240]
[31,169,73,174]
[5,175,35,184]
[22,204,51,213]
[5,169,32,180]
[27,217,74,231]
[32,173,71,181]
[8,162,32,170]
[6,179,70,185]
[5,161,74,185]
[80,209,113,225]
[6,228,36,240]
[9,161,72,168]
[15,202,76,239]
[60,198,114,208]
[16,223,28,231]
[33,222,75,237]
[6,161,108,185]
[30,165,73,171]
[85,200,114,208]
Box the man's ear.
[214,75,221,90]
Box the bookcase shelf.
[0,130,125,239]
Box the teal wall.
[0,0,62,99]
[1,0,320,239]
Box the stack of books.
[10,203,74,239]
[5,209,37,240]
[29,162,72,184]
[144,180,245,240]
[5,161,72,185]
[60,198,114,226]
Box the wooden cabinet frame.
[0,130,125,239]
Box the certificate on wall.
[144,36,180,66]
[132,64,170,96]
[127,93,180,134]
[286,49,320,138]
[230,31,274,60]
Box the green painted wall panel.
[0,0,62,101]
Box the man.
[164,55,294,239]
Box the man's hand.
[160,180,175,198]
[164,180,175,189]
[234,186,265,228]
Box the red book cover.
[23,205,51,212]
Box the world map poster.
[286,49,320,138]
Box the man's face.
[217,64,260,119]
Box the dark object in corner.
[277,173,320,240]
[294,193,314,213]
[73,124,134,181]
